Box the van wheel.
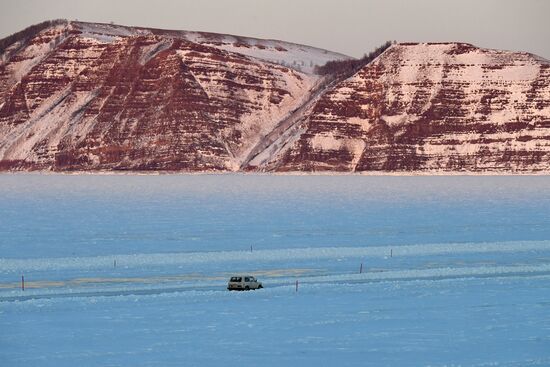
[245,286,250,291]
[259,285,263,289]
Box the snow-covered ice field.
[1,174,550,366]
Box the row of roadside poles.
[17,248,394,292]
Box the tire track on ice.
[2,263,550,303]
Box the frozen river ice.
[1,174,550,366]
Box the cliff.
[0,21,346,171]
[260,43,550,172]
[1,22,549,173]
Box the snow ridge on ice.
[2,240,549,273]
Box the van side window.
[245,277,250,282]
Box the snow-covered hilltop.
[76,21,351,75]
[0,22,549,173]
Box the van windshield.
[230,277,241,282]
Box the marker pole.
[21,275,24,291]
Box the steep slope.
[264,43,550,172]
[0,21,347,171]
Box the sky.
[1,0,549,59]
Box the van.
[227,275,263,291]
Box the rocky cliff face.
[265,43,550,172]
[1,22,549,173]
[0,21,346,171]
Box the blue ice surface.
[1,174,550,258]
[1,275,549,367]
[1,174,550,366]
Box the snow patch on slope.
[1,24,69,85]
[71,22,352,74]
[74,21,147,43]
